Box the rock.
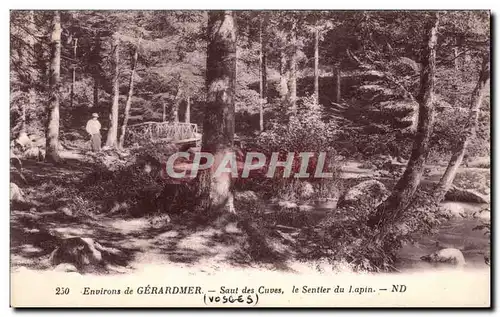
[298,204,313,212]
[445,186,489,204]
[16,132,31,149]
[420,248,466,267]
[298,181,314,199]
[24,146,45,161]
[440,202,485,219]
[58,207,73,217]
[49,237,105,273]
[337,180,389,213]
[10,183,24,202]
[29,134,46,147]
[54,263,79,273]
[278,201,298,209]
[224,222,242,234]
[235,190,258,202]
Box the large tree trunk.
[368,13,440,229]
[92,33,101,108]
[105,35,120,148]
[70,38,78,109]
[261,14,268,102]
[287,18,298,113]
[314,27,319,104]
[279,51,288,100]
[118,39,140,149]
[433,56,490,202]
[23,10,37,135]
[258,17,264,131]
[172,86,182,123]
[185,96,191,123]
[45,11,62,163]
[333,64,341,104]
[197,11,236,212]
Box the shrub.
[453,170,490,195]
[254,97,341,200]
[257,96,336,154]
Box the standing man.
[86,113,102,152]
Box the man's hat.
[92,113,99,118]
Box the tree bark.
[197,10,236,212]
[172,86,183,123]
[92,33,100,108]
[433,56,490,202]
[368,13,440,229]
[70,38,78,109]
[185,96,191,123]
[45,11,62,163]
[279,51,289,100]
[105,34,120,148]
[287,18,298,113]
[23,10,37,135]
[314,27,319,104]
[162,103,166,122]
[118,38,140,149]
[259,17,264,131]
[333,64,341,104]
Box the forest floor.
[10,149,491,277]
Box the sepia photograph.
[9,9,491,308]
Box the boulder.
[278,201,298,209]
[54,263,79,273]
[337,180,390,213]
[10,183,24,203]
[440,202,485,219]
[49,237,106,273]
[445,186,489,204]
[24,146,45,161]
[420,248,466,267]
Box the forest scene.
[10,10,490,279]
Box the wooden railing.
[126,121,199,144]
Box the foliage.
[258,96,336,153]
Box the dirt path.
[10,155,490,277]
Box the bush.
[257,96,336,154]
[253,97,341,200]
[453,170,490,195]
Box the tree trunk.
[368,13,440,229]
[279,51,288,100]
[172,86,182,123]
[197,10,236,212]
[185,96,191,123]
[258,17,264,131]
[261,14,268,102]
[45,11,62,163]
[333,64,341,104]
[433,56,490,202]
[314,27,319,104]
[70,38,78,109]
[23,10,37,135]
[162,103,166,122]
[105,35,120,148]
[118,38,140,149]
[92,33,100,108]
[287,18,298,113]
